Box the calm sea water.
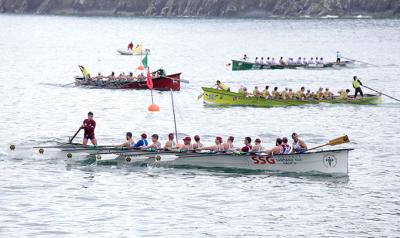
[0,15,400,237]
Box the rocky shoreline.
[0,0,399,18]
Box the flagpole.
[170,89,178,144]
[150,89,154,104]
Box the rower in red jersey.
[81,112,97,146]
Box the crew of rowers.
[242,55,327,66]
[238,85,351,100]
[115,132,308,155]
[79,66,166,82]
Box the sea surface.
[0,15,400,237]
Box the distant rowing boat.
[117,49,150,56]
[202,87,381,107]
[231,59,353,71]
[97,149,351,176]
[75,73,182,91]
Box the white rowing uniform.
[292,141,306,153]
[215,144,225,152]
[193,142,203,150]
[336,52,341,59]
[252,145,262,153]
[282,144,292,154]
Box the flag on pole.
[146,67,153,89]
[142,54,148,68]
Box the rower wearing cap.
[114,132,135,148]
[241,137,252,152]
[82,112,97,146]
[148,134,162,149]
[164,133,177,150]
[222,136,235,151]
[252,138,262,152]
[215,80,230,91]
[180,137,193,151]
[203,136,225,152]
[133,133,148,148]
[291,133,307,153]
[193,135,203,150]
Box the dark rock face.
[0,0,399,17]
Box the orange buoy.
[137,65,145,70]
[148,104,160,112]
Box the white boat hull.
[101,149,351,176]
[117,49,150,56]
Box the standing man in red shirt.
[82,112,97,146]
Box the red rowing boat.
[74,73,182,91]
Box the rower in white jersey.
[193,135,204,150]
[336,51,342,63]
[308,57,315,65]
[114,132,135,148]
[271,57,277,65]
[259,57,264,64]
[281,137,292,154]
[291,132,308,153]
[179,137,193,151]
[148,134,162,149]
[302,57,307,65]
[251,138,263,152]
[202,136,225,152]
[164,133,177,150]
[296,57,302,65]
[222,136,235,151]
[266,57,271,64]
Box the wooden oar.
[68,127,82,144]
[342,57,379,67]
[362,85,400,102]
[307,135,350,151]
[197,93,204,100]
[62,82,75,87]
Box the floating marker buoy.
[67,153,72,158]
[148,104,160,112]
[38,148,44,154]
[155,155,161,161]
[96,154,101,160]
[10,145,15,151]
[126,157,131,162]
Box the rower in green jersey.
[215,80,230,91]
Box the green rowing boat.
[231,59,352,71]
[202,87,381,107]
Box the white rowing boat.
[96,149,351,176]
[117,49,151,56]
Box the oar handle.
[69,127,82,144]
[306,143,328,152]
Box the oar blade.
[328,135,349,146]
